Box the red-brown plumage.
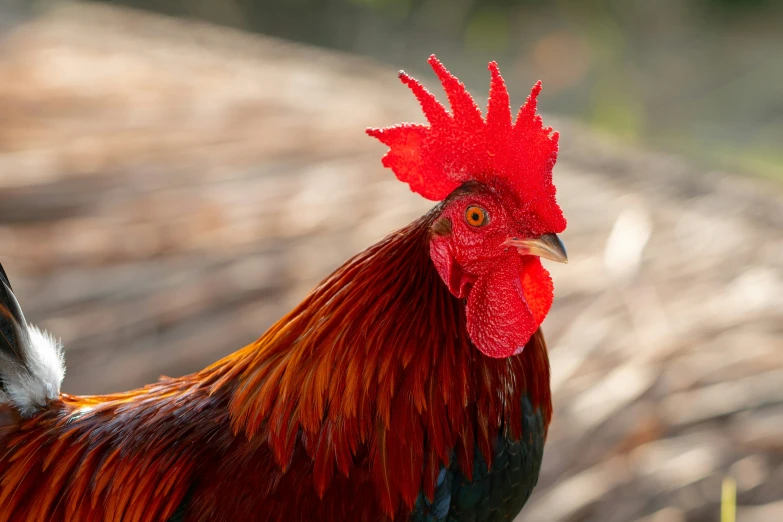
[0,209,552,521]
[0,378,227,522]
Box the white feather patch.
[5,324,65,417]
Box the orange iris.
[465,206,488,227]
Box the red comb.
[367,55,566,234]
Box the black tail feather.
[0,263,27,362]
[0,262,10,290]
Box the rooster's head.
[368,55,567,358]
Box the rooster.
[0,55,567,522]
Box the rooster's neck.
[202,208,551,507]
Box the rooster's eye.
[465,206,488,227]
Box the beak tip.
[546,233,568,264]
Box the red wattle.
[520,257,553,325]
[465,255,537,358]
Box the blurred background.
[0,0,781,521]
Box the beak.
[505,233,568,264]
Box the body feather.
[0,206,552,521]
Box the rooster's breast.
[411,395,546,522]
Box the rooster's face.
[429,181,566,358]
